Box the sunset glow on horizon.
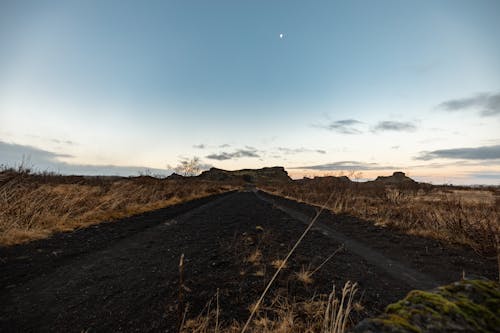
[1,0,499,184]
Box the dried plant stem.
[312,244,345,276]
[240,191,336,333]
[496,234,500,283]
[178,253,185,333]
[215,288,220,333]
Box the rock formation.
[354,279,500,333]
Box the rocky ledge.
[354,279,500,333]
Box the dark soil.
[258,191,495,284]
[0,191,495,332]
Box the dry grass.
[181,281,359,333]
[0,170,236,246]
[246,249,263,265]
[271,259,287,270]
[253,269,266,277]
[261,179,500,256]
[295,266,314,285]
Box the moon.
[279,33,284,39]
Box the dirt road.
[0,191,495,332]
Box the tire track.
[254,190,440,290]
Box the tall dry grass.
[0,170,236,246]
[261,178,500,256]
[181,281,358,333]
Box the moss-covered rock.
[353,279,500,333]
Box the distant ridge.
[370,171,417,185]
[168,167,419,186]
[298,175,352,183]
[295,171,420,187]
[165,173,184,180]
[198,166,291,183]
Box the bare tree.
[169,157,202,177]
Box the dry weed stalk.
[322,281,358,333]
[312,244,345,275]
[271,259,287,270]
[496,234,500,282]
[180,281,359,333]
[246,249,262,265]
[295,266,314,285]
[240,191,336,333]
[178,253,185,333]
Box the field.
[261,176,500,256]
[0,169,236,246]
[0,168,499,332]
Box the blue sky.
[1,0,499,183]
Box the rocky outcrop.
[372,172,417,185]
[197,168,232,181]
[295,175,353,186]
[198,167,291,183]
[166,173,184,180]
[354,279,500,333]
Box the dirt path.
[255,191,439,290]
[0,191,495,332]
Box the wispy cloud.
[205,147,260,161]
[51,139,76,145]
[437,91,500,116]
[291,161,397,171]
[416,145,500,160]
[193,144,206,149]
[468,171,500,180]
[26,135,77,146]
[373,121,417,132]
[277,147,326,155]
[1,140,73,165]
[316,119,417,134]
[0,141,170,176]
[313,119,363,134]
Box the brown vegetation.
[0,169,236,246]
[260,175,500,256]
[181,281,359,333]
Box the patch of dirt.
[257,190,496,284]
[0,191,495,332]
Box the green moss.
[385,290,458,322]
[356,280,500,333]
[372,314,421,333]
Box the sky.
[1,0,500,184]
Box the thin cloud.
[205,148,260,161]
[468,171,500,180]
[0,140,73,166]
[416,145,500,160]
[373,121,417,132]
[205,152,232,160]
[291,161,397,171]
[437,92,500,116]
[0,140,170,176]
[51,139,76,145]
[193,144,206,149]
[26,135,77,146]
[277,147,326,155]
[313,119,363,134]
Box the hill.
[370,171,417,185]
[197,166,291,183]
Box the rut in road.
[0,191,495,332]
[255,190,439,290]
